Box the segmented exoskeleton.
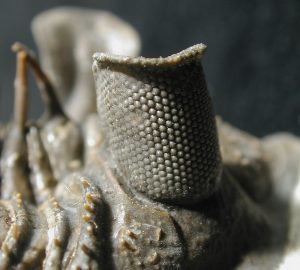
[1,7,291,270]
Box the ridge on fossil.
[93,43,207,67]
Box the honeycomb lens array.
[94,46,222,205]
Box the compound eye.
[93,44,222,205]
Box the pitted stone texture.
[93,45,222,204]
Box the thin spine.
[0,50,33,201]
[42,197,69,270]
[66,177,103,270]
[13,51,28,131]
[12,42,65,121]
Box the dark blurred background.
[0,0,299,136]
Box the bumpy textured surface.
[93,44,222,204]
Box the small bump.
[141,104,149,112]
[153,96,161,103]
[160,90,167,97]
[139,89,146,96]
[156,111,164,117]
[148,100,155,108]
[152,87,160,95]
[149,108,156,115]
[146,92,154,99]
[162,98,169,105]
[140,96,147,104]
[84,203,94,213]
[134,101,141,108]
[132,92,140,100]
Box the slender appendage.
[0,50,33,201]
[11,43,83,181]
[93,44,222,205]
[12,42,65,120]
[13,51,28,130]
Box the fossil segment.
[27,126,57,204]
[40,116,83,180]
[93,44,222,205]
[63,178,104,270]
[0,194,31,270]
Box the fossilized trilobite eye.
[93,44,222,205]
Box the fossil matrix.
[0,7,300,270]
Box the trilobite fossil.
[0,7,300,270]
